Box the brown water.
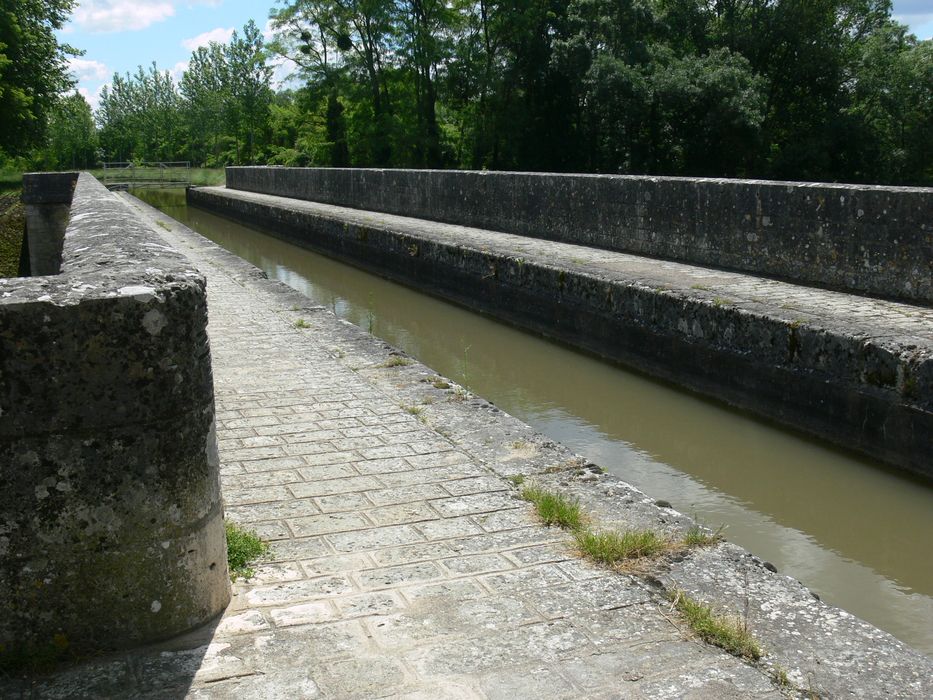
[138,188,933,656]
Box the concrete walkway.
[6,193,931,698]
[147,203,782,698]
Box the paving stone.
[327,524,426,552]
[371,542,458,567]
[442,475,511,496]
[300,552,374,577]
[314,656,410,699]
[430,492,520,517]
[336,591,408,618]
[366,483,449,506]
[357,562,445,590]
[367,502,439,526]
[440,553,515,576]
[266,536,331,562]
[289,474,381,498]
[414,515,485,540]
[314,492,372,513]
[268,600,338,627]
[244,575,355,606]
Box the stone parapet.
[0,173,229,661]
[226,167,933,305]
[190,185,933,478]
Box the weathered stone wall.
[21,171,77,276]
[189,186,933,479]
[0,174,229,660]
[226,167,933,305]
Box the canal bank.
[187,182,933,480]
[139,188,933,655]
[10,188,923,699]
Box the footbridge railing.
[101,161,191,190]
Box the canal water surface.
[138,189,933,655]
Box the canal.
[138,188,933,655]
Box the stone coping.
[226,167,933,304]
[189,185,933,477]
[0,172,211,434]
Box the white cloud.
[69,57,109,82]
[73,1,175,33]
[269,56,301,91]
[182,26,234,51]
[262,19,276,43]
[170,61,189,82]
[79,83,109,111]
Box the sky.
[61,0,933,111]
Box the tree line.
[2,1,931,185]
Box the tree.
[223,21,274,164]
[41,91,97,169]
[180,43,229,165]
[0,0,78,158]
[97,64,184,163]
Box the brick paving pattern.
[146,209,783,698]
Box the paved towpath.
[131,199,785,698]
[9,193,931,699]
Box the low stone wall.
[226,167,933,305]
[189,186,933,478]
[0,174,229,660]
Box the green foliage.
[670,589,762,660]
[10,1,930,184]
[520,486,584,530]
[684,523,724,547]
[37,92,97,170]
[0,0,78,159]
[225,521,269,581]
[575,528,670,565]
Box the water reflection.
[138,188,933,655]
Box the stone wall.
[189,186,933,479]
[0,174,229,661]
[226,167,933,305]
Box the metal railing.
[101,161,191,190]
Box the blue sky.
[62,1,933,111]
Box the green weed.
[669,589,761,660]
[226,521,269,581]
[520,486,584,530]
[684,523,724,548]
[575,528,669,566]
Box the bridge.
[1,170,931,697]
[100,160,191,190]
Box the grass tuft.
[575,528,669,566]
[293,318,311,329]
[684,523,724,547]
[520,486,584,530]
[226,521,269,581]
[670,589,761,660]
